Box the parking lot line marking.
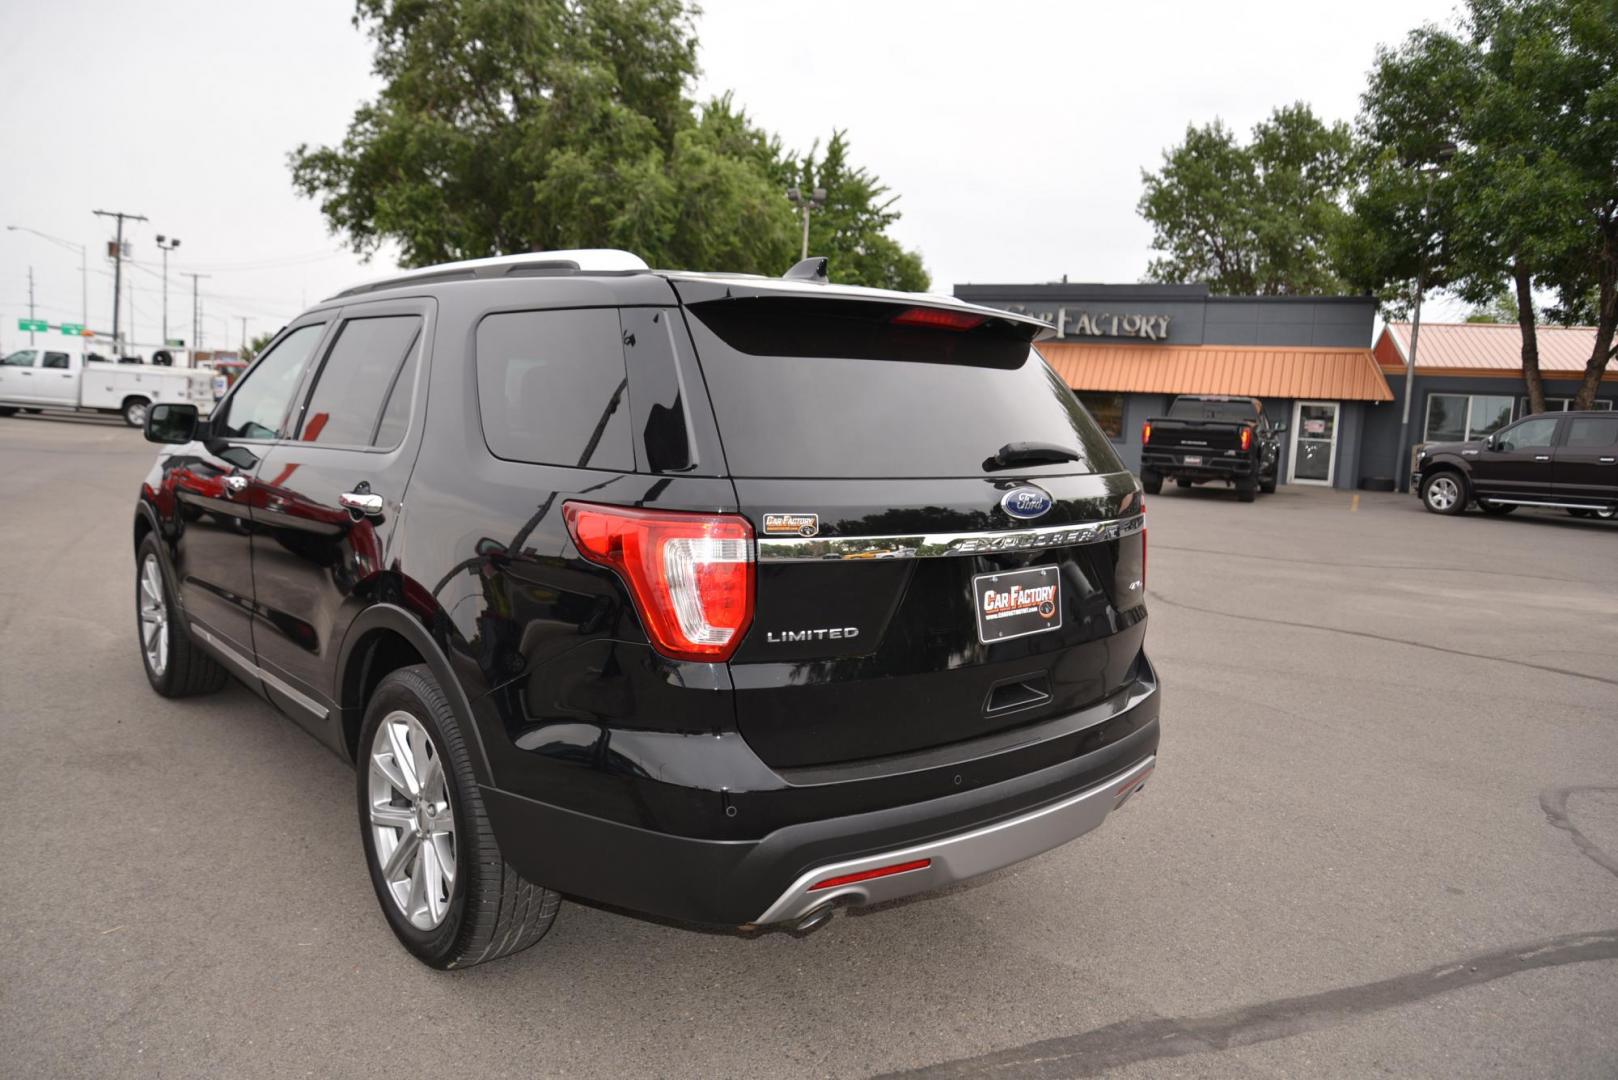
[1350,494,1360,512]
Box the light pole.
[1395,143,1456,493]
[7,225,88,332]
[156,235,181,346]
[785,185,827,262]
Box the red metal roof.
[1036,342,1393,402]
[1378,322,1616,378]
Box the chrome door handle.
[223,475,249,496]
[1600,457,1616,464]
[339,491,385,516]
[1534,454,1551,461]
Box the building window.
[1424,393,1514,443]
[1075,392,1124,439]
[1520,396,1614,414]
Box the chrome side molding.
[755,513,1145,563]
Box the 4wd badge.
[763,512,819,537]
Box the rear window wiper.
[983,441,1081,471]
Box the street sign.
[165,338,185,347]
[17,318,47,332]
[59,323,84,335]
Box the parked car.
[132,251,1160,969]
[1414,410,1618,518]
[1139,395,1283,501]
[0,348,213,426]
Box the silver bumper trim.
[753,755,1155,925]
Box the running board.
[1482,498,1617,510]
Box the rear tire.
[136,535,229,697]
[1235,479,1257,503]
[1140,468,1162,495]
[122,397,150,428]
[1566,508,1596,519]
[1420,471,1468,515]
[358,665,560,969]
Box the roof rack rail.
[327,249,649,300]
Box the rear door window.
[475,308,634,471]
[297,314,423,448]
[1566,417,1618,448]
[42,352,70,369]
[684,298,1119,478]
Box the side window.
[297,314,423,448]
[3,350,38,367]
[1566,417,1618,448]
[214,324,325,440]
[475,308,633,470]
[42,352,70,370]
[1496,417,1559,452]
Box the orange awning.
[1036,341,1393,402]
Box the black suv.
[133,251,1158,968]
[1415,410,1618,519]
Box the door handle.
[223,475,249,497]
[340,491,385,517]
[1600,457,1616,464]
[1534,454,1551,461]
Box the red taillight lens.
[1141,421,1152,445]
[1239,426,1253,452]
[891,306,986,331]
[808,859,932,892]
[563,502,755,662]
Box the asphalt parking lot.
[2,413,1615,1079]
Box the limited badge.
[763,512,820,537]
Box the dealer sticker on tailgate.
[973,566,1063,644]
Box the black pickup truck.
[1139,395,1283,502]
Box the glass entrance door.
[1289,401,1339,485]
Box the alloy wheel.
[138,554,169,677]
[368,711,457,930]
[1425,476,1460,512]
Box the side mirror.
[1272,422,1287,434]
[1485,434,1501,451]
[145,402,199,444]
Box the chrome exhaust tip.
[789,902,837,936]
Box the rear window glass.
[1567,417,1618,447]
[1166,398,1260,422]
[476,308,634,471]
[685,299,1121,479]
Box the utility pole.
[785,185,827,261]
[183,272,209,353]
[5,226,86,332]
[27,266,35,345]
[93,208,147,352]
[238,316,249,352]
[156,235,181,346]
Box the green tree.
[1138,103,1355,294]
[290,0,926,289]
[789,132,929,292]
[241,330,276,362]
[1342,0,1618,413]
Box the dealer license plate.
[973,566,1063,645]
[1183,455,1203,466]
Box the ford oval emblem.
[1001,486,1054,520]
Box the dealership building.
[953,281,1616,490]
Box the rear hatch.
[1147,399,1258,453]
[675,285,1148,769]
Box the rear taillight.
[891,306,986,331]
[1141,421,1152,445]
[1239,426,1253,452]
[563,502,755,662]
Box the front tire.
[136,535,228,697]
[1259,469,1277,494]
[1140,468,1162,495]
[358,665,559,969]
[1420,471,1468,515]
[1235,479,1257,503]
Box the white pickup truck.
[0,348,214,427]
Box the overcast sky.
[0,0,1471,355]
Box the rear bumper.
[480,672,1160,927]
[1142,450,1255,478]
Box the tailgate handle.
[983,674,1052,717]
